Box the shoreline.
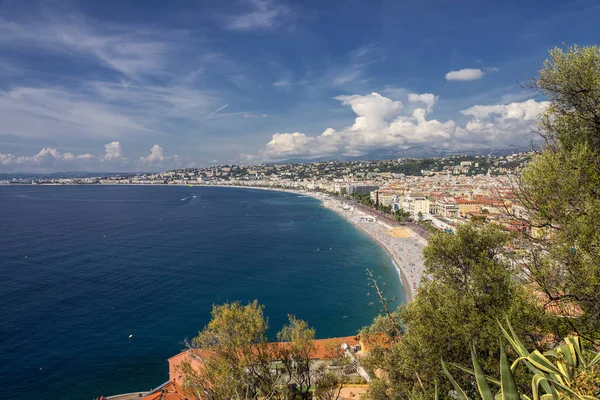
[3,183,425,302]
[207,184,425,302]
[315,195,424,303]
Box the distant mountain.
[276,145,532,164]
[0,171,138,180]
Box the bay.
[0,185,404,399]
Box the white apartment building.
[370,190,400,207]
[402,196,431,220]
[430,200,460,218]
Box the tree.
[182,303,322,400]
[182,301,279,400]
[363,223,546,398]
[517,44,600,343]
[394,209,411,222]
[313,341,351,400]
[364,269,402,339]
[361,44,600,400]
[277,315,317,400]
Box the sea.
[0,185,405,399]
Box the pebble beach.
[314,194,426,301]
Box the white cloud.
[0,14,168,80]
[259,93,549,161]
[335,92,403,129]
[0,87,147,139]
[0,142,190,172]
[266,132,316,157]
[445,68,484,81]
[101,141,124,161]
[273,79,290,87]
[407,93,438,111]
[137,144,187,170]
[460,99,549,121]
[224,0,291,31]
[0,147,95,169]
[328,44,383,89]
[139,144,165,164]
[455,99,550,144]
[262,92,453,160]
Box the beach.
[315,195,426,302]
[226,185,426,302]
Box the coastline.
[3,183,425,302]
[207,184,425,302]
[316,195,425,303]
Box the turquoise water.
[0,185,404,399]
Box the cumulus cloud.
[136,144,187,170]
[101,141,123,161]
[258,92,549,161]
[407,93,438,111]
[0,141,189,172]
[454,99,550,144]
[335,92,403,130]
[139,144,165,164]
[0,147,95,168]
[262,92,455,161]
[445,68,484,81]
[460,99,548,121]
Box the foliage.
[394,209,411,222]
[351,192,374,207]
[442,320,600,399]
[277,315,317,400]
[313,366,350,400]
[363,223,547,399]
[499,320,600,399]
[182,301,279,400]
[183,302,354,400]
[313,342,351,400]
[517,44,600,342]
[365,269,403,339]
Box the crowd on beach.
[318,196,426,300]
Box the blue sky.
[0,0,598,172]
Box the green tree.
[394,209,411,222]
[363,224,546,399]
[517,44,600,343]
[183,303,324,400]
[182,301,279,400]
[277,315,317,400]
[313,341,352,400]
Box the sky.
[0,0,598,173]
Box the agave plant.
[440,320,600,400]
[441,342,520,400]
[499,319,600,399]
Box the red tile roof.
[142,381,190,400]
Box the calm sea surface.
[0,185,404,399]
